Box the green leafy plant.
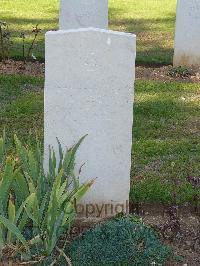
[68,217,172,266]
[168,66,193,78]
[0,133,94,264]
[0,136,31,259]
[0,129,6,166]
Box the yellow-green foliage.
[0,133,93,264]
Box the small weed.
[0,21,12,62]
[159,206,181,241]
[187,176,200,213]
[168,66,194,78]
[26,24,41,62]
[0,22,41,63]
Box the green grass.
[0,0,177,64]
[131,81,200,204]
[109,0,177,64]
[0,74,199,204]
[0,75,43,142]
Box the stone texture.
[44,28,136,216]
[174,0,200,66]
[59,0,108,30]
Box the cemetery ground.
[1,0,176,64]
[0,69,199,207]
[0,0,200,265]
[0,69,199,264]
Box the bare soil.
[141,206,200,266]
[0,60,45,77]
[136,65,200,83]
[1,60,200,83]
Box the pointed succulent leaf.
[7,197,16,243]
[0,215,30,253]
[0,158,15,214]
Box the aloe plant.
[0,133,94,264]
[0,129,6,167]
[0,158,31,255]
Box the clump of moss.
[68,217,172,266]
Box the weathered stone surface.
[174,0,200,66]
[44,28,136,216]
[59,0,108,30]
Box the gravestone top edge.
[59,0,108,30]
[45,28,136,39]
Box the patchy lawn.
[0,75,43,142]
[0,74,199,204]
[131,81,200,205]
[109,0,177,64]
[0,0,177,64]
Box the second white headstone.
[59,0,108,30]
[174,0,200,66]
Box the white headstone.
[59,0,108,30]
[174,0,200,66]
[44,28,136,217]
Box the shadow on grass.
[1,5,177,63]
[2,17,57,29]
[109,12,176,33]
[0,75,44,141]
[130,80,200,204]
[109,6,176,64]
[133,81,200,140]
